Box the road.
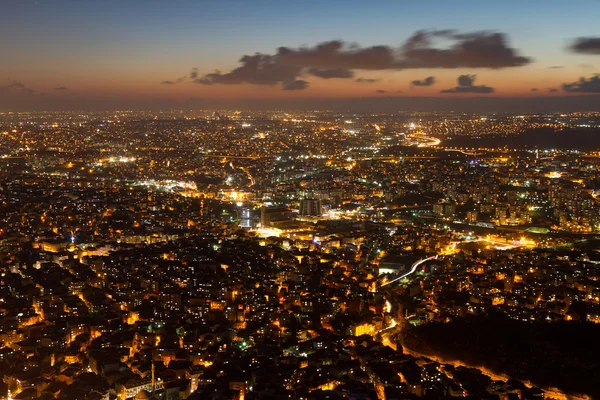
[443,148,481,156]
[379,255,438,288]
[412,135,441,147]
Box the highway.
[412,135,441,147]
[377,234,532,290]
[443,148,481,156]
[379,255,438,288]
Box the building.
[433,203,455,217]
[349,322,376,336]
[299,198,322,217]
[260,206,294,228]
[239,207,252,228]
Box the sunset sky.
[2,0,600,110]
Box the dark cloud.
[195,54,301,86]
[531,88,538,92]
[457,75,475,86]
[411,76,436,86]
[441,74,495,93]
[399,30,531,69]
[282,80,309,91]
[376,90,387,93]
[187,30,530,90]
[161,76,187,85]
[569,37,600,55]
[1,80,36,96]
[548,88,558,92]
[356,77,379,83]
[308,68,354,79]
[54,86,68,90]
[276,40,394,71]
[547,66,564,69]
[562,74,600,92]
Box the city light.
[1,90,599,400]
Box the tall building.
[239,207,252,228]
[299,198,322,216]
[466,210,478,223]
[433,203,455,217]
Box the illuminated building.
[260,206,294,228]
[239,207,252,228]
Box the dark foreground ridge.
[402,314,600,399]
[446,127,600,150]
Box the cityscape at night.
[2,1,600,400]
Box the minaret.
[151,362,155,394]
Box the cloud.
[569,37,600,55]
[530,88,538,92]
[186,30,530,90]
[376,90,387,93]
[356,77,379,83]
[398,30,531,69]
[457,75,475,86]
[411,76,436,87]
[441,74,495,93]
[308,68,354,79]
[1,80,36,96]
[548,88,558,92]
[562,74,600,92]
[161,75,188,85]
[54,86,68,90]
[282,80,309,91]
[547,66,564,69]
[275,40,393,71]
[195,53,302,87]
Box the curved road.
[379,255,438,288]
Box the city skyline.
[2,0,600,111]
[3,2,600,399]
[2,109,600,400]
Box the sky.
[1,0,600,111]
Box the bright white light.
[253,227,282,237]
